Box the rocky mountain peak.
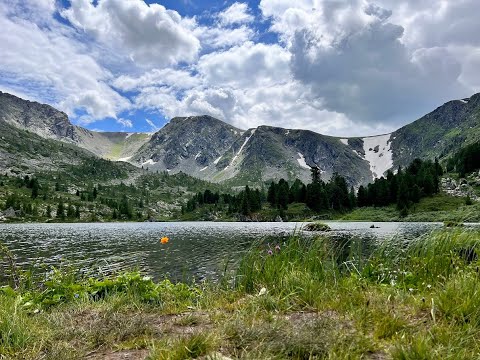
[0,91,76,141]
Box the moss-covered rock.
[303,222,331,232]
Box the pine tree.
[310,166,321,183]
[31,178,39,199]
[357,185,368,207]
[397,177,409,210]
[276,179,289,210]
[67,204,75,218]
[56,202,65,220]
[241,186,251,215]
[267,182,276,207]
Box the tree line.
[184,158,443,217]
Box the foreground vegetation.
[2,229,480,359]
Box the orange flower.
[160,236,169,244]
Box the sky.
[0,0,479,136]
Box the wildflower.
[258,287,267,296]
[142,276,152,281]
[267,249,273,255]
[160,236,169,244]
[275,244,281,252]
[74,293,79,299]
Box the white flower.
[258,287,267,296]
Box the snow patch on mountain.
[118,156,132,162]
[226,129,256,169]
[200,166,208,171]
[362,134,393,179]
[297,152,310,169]
[142,159,157,166]
[459,99,469,104]
[213,156,222,165]
[340,139,348,145]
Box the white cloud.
[61,0,200,68]
[113,68,201,92]
[117,118,133,128]
[145,118,159,131]
[194,24,255,49]
[197,42,291,88]
[260,0,470,126]
[218,2,254,25]
[1,0,480,137]
[0,2,130,121]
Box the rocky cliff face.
[0,92,76,141]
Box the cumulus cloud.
[218,2,254,25]
[61,0,200,68]
[197,42,291,88]
[380,0,480,48]
[1,0,480,136]
[194,24,255,49]
[0,2,130,121]
[260,0,469,125]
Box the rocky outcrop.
[0,91,75,141]
[441,173,480,201]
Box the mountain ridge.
[1,91,479,186]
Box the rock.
[274,215,283,222]
[304,222,331,232]
[2,207,17,218]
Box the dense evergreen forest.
[184,158,444,217]
[447,141,480,176]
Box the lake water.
[0,221,458,281]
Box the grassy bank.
[2,229,480,359]
[341,193,480,222]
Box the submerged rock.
[304,222,331,232]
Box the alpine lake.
[3,221,474,282]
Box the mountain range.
[1,91,479,187]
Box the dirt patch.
[86,349,149,360]
[149,311,212,336]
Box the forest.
[184,158,444,217]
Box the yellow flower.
[160,236,169,244]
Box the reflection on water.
[0,221,445,281]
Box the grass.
[341,193,480,222]
[2,229,480,358]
